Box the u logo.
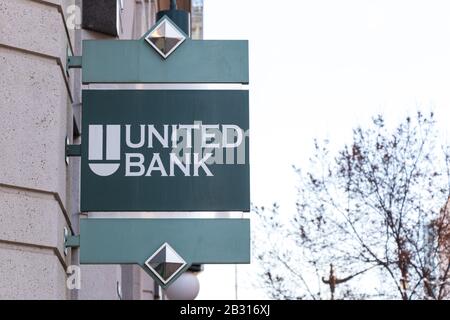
[88,125,121,176]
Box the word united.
[88,123,244,177]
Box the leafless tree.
[254,112,450,299]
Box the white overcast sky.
[196,0,450,300]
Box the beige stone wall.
[0,0,75,300]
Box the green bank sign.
[65,15,251,287]
[81,90,250,212]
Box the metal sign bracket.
[67,56,82,70]
[65,235,80,249]
[66,143,81,157]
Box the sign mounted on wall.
[81,89,250,212]
[66,13,251,287]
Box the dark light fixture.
[156,0,191,37]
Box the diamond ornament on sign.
[144,243,187,285]
[145,17,186,59]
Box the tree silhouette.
[254,112,450,299]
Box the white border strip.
[87,212,249,219]
[82,83,249,90]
